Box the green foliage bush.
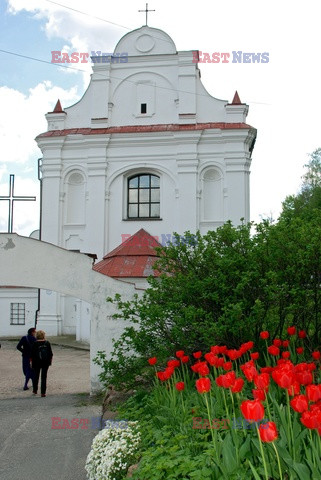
[95,215,321,389]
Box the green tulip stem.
[256,426,269,480]
[271,441,283,480]
[204,393,216,447]
[221,388,229,418]
[286,390,295,461]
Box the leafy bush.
[95,219,321,389]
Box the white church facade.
[0,25,256,340]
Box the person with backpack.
[31,330,53,397]
[16,327,37,390]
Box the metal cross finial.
[0,174,36,233]
[138,3,155,26]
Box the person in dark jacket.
[16,327,37,390]
[31,330,53,397]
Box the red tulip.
[193,351,202,359]
[196,377,211,394]
[282,351,291,359]
[241,399,265,422]
[254,373,270,391]
[306,384,321,402]
[156,368,173,381]
[240,341,254,353]
[290,395,309,413]
[181,355,190,363]
[282,340,290,348]
[308,362,317,371]
[215,375,224,387]
[241,360,258,381]
[223,361,232,371]
[268,345,280,356]
[288,381,301,396]
[176,350,185,358]
[259,421,278,442]
[272,367,295,389]
[296,347,304,354]
[260,331,269,340]
[300,409,321,430]
[175,381,185,391]
[250,352,260,360]
[226,349,241,360]
[198,363,210,377]
[312,351,321,361]
[287,326,296,336]
[210,345,220,354]
[260,366,274,374]
[296,370,313,386]
[167,359,180,368]
[273,339,282,347]
[216,357,225,367]
[191,361,202,373]
[298,330,306,339]
[223,371,236,388]
[218,346,228,355]
[230,378,244,393]
[204,352,217,366]
[252,389,266,401]
[148,357,157,365]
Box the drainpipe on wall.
[35,158,43,328]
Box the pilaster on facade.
[178,51,198,119]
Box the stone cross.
[0,174,36,233]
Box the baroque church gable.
[30,24,257,339]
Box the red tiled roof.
[37,122,253,138]
[93,228,162,278]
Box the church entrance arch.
[0,234,137,392]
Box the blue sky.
[0,0,320,235]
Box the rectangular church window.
[141,103,147,114]
[10,303,25,325]
[127,174,160,219]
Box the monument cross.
[138,3,155,26]
[0,174,36,233]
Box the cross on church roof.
[0,174,36,233]
[138,3,155,26]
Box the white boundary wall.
[0,233,139,392]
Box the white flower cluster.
[85,420,140,480]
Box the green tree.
[281,148,321,221]
[95,151,321,389]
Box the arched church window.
[128,174,160,218]
[66,171,85,224]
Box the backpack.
[38,342,50,362]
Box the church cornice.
[36,122,253,139]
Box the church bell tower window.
[128,174,160,219]
[141,103,147,114]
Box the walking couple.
[16,328,53,397]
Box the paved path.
[0,341,102,480]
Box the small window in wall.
[10,303,25,325]
[141,103,147,114]
[128,174,160,218]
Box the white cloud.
[0,82,79,164]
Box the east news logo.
[193,51,269,63]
